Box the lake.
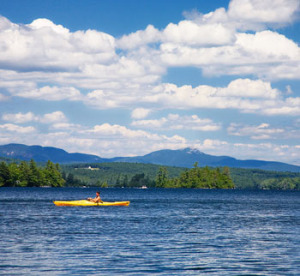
[0,188,299,275]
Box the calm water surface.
[0,188,299,275]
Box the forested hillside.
[1,158,299,190]
[61,162,185,187]
[61,162,300,190]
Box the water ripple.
[0,188,299,275]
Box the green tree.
[44,160,65,187]
[66,173,75,186]
[155,167,169,188]
[101,181,108,188]
[129,173,145,187]
[0,162,12,186]
[122,175,129,188]
[19,161,30,186]
[8,162,21,187]
[28,159,41,187]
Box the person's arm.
[96,196,103,203]
[87,197,97,202]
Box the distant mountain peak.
[181,147,204,155]
[0,143,299,172]
[0,143,106,163]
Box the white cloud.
[2,111,68,124]
[0,117,299,164]
[162,20,235,46]
[262,97,300,116]
[143,79,300,116]
[116,2,299,81]
[218,78,279,98]
[56,122,188,157]
[132,114,221,131]
[131,108,151,119]
[236,31,299,61]
[90,123,161,140]
[118,18,235,49]
[0,93,9,101]
[50,122,83,131]
[193,139,300,165]
[201,139,228,150]
[40,111,68,124]
[0,16,116,71]
[160,30,300,79]
[228,0,300,29]
[11,85,82,101]
[228,123,285,139]
[6,122,188,157]
[0,5,299,166]
[0,123,36,133]
[2,112,37,123]
[117,25,161,49]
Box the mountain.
[0,143,107,164]
[0,144,299,172]
[113,148,300,172]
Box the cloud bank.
[0,0,299,165]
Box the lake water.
[0,188,299,275]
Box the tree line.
[63,163,234,189]
[1,158,299,190]
[0,160,65,187]
[258,177,300,190]
[155,163,234,189]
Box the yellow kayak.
[53,200,130,207]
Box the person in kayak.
[87,191,103,203]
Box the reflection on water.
[0,188,299,275]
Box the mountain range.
[0,143,299,172]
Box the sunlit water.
[0,188,299,275]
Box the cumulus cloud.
[218,78,279,98]
[0,16,116,71]
[131,108,151,119]
[160,30,300,79]
[191,139,300,165]
[90,123,162,140]
[132,114,221,131]
[40,111,68,124]
[2,111,68,124]
[0,116,299,164]
[50,122,83,131]
[118,18,235,49]
[10,85,82,101]
[0,2,299,165]
[0,123,36,133]
[117,25,161,49]
[142,79,299,116]
[227,123,285,139]
[7,122,188,157]
[162,20,235,46]
[0,93,9,101]
[228,0,300,29]
[81,79,300,115]
[2,112,37,123]
[262,97,300,116]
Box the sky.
[0,0,299,165]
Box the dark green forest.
[61,162,300,190]
[61,162,185,188]
[0,160,65,187]
[0,157,299,190]
[155,163,234,189]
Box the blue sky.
[0,0,299,165]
